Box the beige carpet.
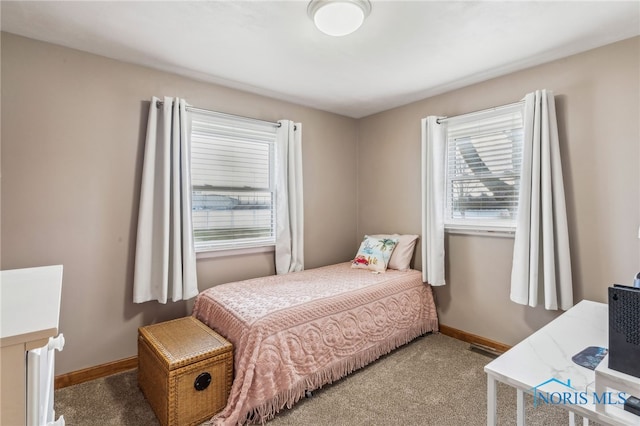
[55,333,597,425]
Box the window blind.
[190,111,277,251]
[444,104,524,229]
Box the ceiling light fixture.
[308,0,372,37]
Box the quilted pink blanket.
[192,262,438,425]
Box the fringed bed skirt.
[193,262,439,425]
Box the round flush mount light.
[308,0,372,37]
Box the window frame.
[442,102,525,237]
[188,110,278,253]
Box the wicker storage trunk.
[138,316,233,426]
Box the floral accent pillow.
[351,235,399,273]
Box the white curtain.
[421,117,446,286]
[510,90,573,310]
[133,96,198,303]
[275,120,304,274]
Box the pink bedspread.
[192,262,438,425]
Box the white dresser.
[1,265,65,426]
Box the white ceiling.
[2,1,639,118]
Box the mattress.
[192,262,438,425]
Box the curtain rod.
[156,100,282,128]
[435,100,525,124]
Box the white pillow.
[370,234,419,271]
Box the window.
[443,103,524,233]
[189,111,277,252]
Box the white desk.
[1,265,63,425]
[484,300,640,426]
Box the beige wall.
[0,33,358,375]
[2,31,639,376]
[358,36,640,345]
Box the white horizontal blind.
[189,111,277,251]
[444,104,524,230]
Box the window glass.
[444,104,524,231]
[190,112,276,251]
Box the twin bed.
[192,237,438,425]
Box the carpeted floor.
[55,333,597,425]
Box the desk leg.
[517,389,526,426]
[569,412,589,426]
[487,374,497,426]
